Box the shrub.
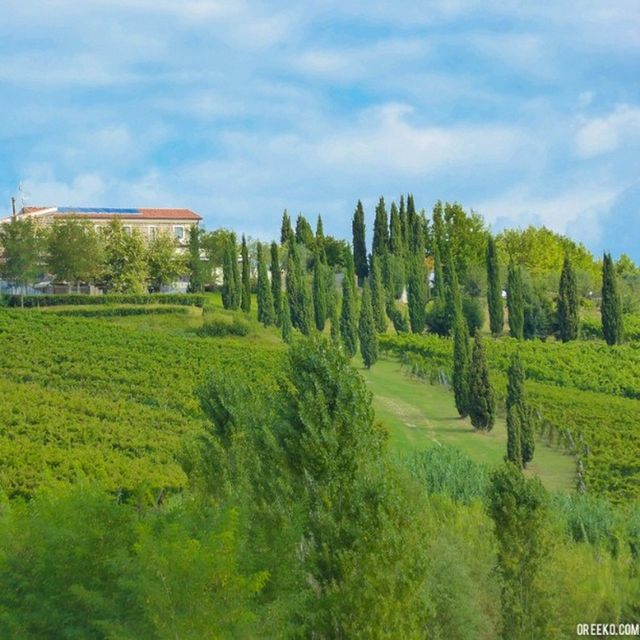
[197,317,250,337]
[8,293,206,308]
[462,296,484,335]
[42,305,190,318]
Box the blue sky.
[1,1,639,259]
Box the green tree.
[315,215,327,263]
[270,242,282,326]
[487,465,550,639]
[601,252,623,346]
[222,238,239,310]
[432,240,445,301]
[280,210,293,245]
[286,239,312,335]
[452,313,471,418]
[444,247,463,335]
[468,331,495,431]
[358,279,378,368]
[231,233,242,305]
[369,255,387,333]
[407,256,427,333]
[102,220,148,294]
[372,196,389,258]
[507,262,524,340]
[147,231,186,292]
[352,200,368,286]
[389,202,403,256]
[295,214,314,249]
[281,293,293,343]
[506,405,523,469]
[186,225,206,292]
[557,255,579,342]
[329,298,340,344]
[506,352,535,468]
[0,216,43,303]
[312,250,327,331]
[339,273,358,357]
[46,218,102,291]
[240,235,251,313]
[256,242,275,326]
[486,235,504,336]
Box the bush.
[425,299,449,336]
[197,317,250,337]
[42,305,190,318]
[8,293,206,308]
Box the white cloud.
[575,105,640,158]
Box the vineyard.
[380,333,640,502]
[0,308,283,497]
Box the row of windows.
[95,224,186,240]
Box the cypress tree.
[230,233,241,308]
[315,215,327,263]
[406,194,417,252]
[407,255,427,333]
[372,196,389,258]
[280,210,293,245]
[369,255,387,333]
[557,255,579,342]
[295,213,314,248]
[432,240,445,301]
[601,252,623,345]
[506,405,523,469]
[313,250,327,331]
[330,297,340,344]
[240,234,251,313]
[186,225,206,293]
[359,279,378,368]
[507,262,524,340]
[506,352,534,468]
[270,241,282,326]
[452,313,471,418]
[221,239,236,310]
[389,202,403,256]
[281,293,293,343]
[444,247,463,335]
[339,273,358,357]
[352,200,368,286]
[468,331,495,431]
[256,242,275,326]
[486,235,503,336]
[399,195,408,254]
[286,239,313,335]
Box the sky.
[1,1,639,260]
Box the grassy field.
[359,357,575,492]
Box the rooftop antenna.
[18,182,30,209]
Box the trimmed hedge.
[41,305,191,318]
[8,293,206,308]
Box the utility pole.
[11,196,16,217]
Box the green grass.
[359,357,575,492]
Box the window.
[173,226,185,241]
[123,225,132,235]
[148,226,157,241]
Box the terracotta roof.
[16,206,202,221]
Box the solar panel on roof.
[57,207,141,214]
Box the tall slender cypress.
[369,255,387,333]
[221,239,237,310]
[230,233,241,308]
[340,273,358,357]
[432,241,445,301]
[280,210,293,245]
[406,194,417,252]
[557,255,579,342]
[240,234,251,313]
[507,262,524,340]
[315,215,327,263]
[270,241,282,326]
[486,235,504,336]
[256,242,275,326]
[506,405,523,469]
[295,213,314,248]
[372,196,389,258]
[468,331,495,431]
[330,297,340,344]
[506,352,534,467]
[281,292,293,343]
[452,313,471,418]
[359,279,378,369]
[407,256,427,334]
[444,246,463,335]
[601,252,623,345]
[389,202,402,256]
[187,225,206,293]
[399,195,408,254]
[313,250,327,331]
[352,200,368,286]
